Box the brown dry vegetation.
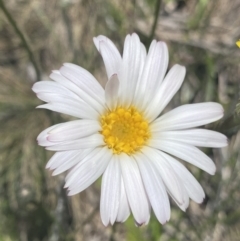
[0,0,240,240]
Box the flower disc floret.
[100,107,150,154]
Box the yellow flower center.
[100,107,150,154]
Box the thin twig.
[148,0,162,46]
[0,0,41,81]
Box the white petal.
[151,102,224,131]
[47,120,101,142]
[100,155,121,226]
[181,187,190,210]
[32,81,80,100]
[64,148,98,187]
[50,71,92,101]
[134,151,170,224]
[119,33,144,107]
[116,178,130,222]
[134,41,169,110]
[145,64,186,121]
[143,147,185,206]
[37,100,98,120]
[50,70,105,113]
[105,74,119,110]
[61,63,104,97]
[36,92,81,105]
[170,185,189,211]
[59,65,105,113]
[37,124,61,147]
[152,129,228,148]
[149,140,216,175]
[134,40,156,102]
[52,150,90,176]
[50,71,92,99]
[93,35,122,79]
[47,149,93,175]
[65,147,112,195]
[120,153,150,225]
[46,150,81,170]
[160,152,205,203]
[46,134,104,151]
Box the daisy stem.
[0,0,41,81]
[109,224,116,241]
[148,0,162,46]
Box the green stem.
[148,0,162,45]
[0,0,41,81]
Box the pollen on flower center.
[100,107,150,154]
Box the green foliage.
[0,201,18,241]
[148,216,162,240]
[188,0,209,29]
[125,215,146,241]
[236,101,240,115]
[144,0,158,9]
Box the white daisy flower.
[32,33,227,226]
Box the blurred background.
[0,0,239,240]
